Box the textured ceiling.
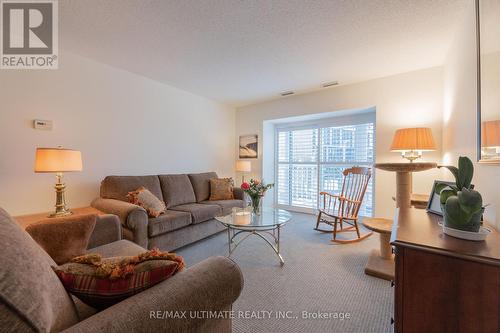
[60,0,466,106]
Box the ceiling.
[60,0,466,107]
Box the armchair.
[0,207,243,333]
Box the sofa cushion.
[88,240,146,257]
[148,210,192,237]
[170,203,222,224]
[0,208,79,332]
[159,174,197,208]
[100,175,163,203]
[26,214,97,264]
[201,200,245,215]
[188,172,218,202]
[72,296,97,321]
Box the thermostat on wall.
[33,119,53,130]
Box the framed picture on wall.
[239,134,258,159]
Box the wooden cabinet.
[391,208,500,333]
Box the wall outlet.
[33,119,53,130]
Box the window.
[276,115,375,217]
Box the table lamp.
[390,127,436,162]
[34,147,82,217]
[235,160,251,184]
[482,120,500,154]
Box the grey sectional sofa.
[92,172,244,251]
[1,208,243,333]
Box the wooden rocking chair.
[315,166,373,243]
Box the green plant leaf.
[439,165,460,188]
[445,196,471,225]
[434,182,450,195]
[458,156,474,189]
[457,188,483,215]
[440,189,456,205]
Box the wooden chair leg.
[315,212,322,230]
[354,220,361,238]
[333,218,339,240]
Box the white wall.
[0,51,235,216]
[443,1,500,229]
[236,67,444,218]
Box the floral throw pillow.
[53,248,185,310]
[209,178,234,201]
[127,186,166,217]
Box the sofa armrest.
[233,187,244,200]
[62,256,243,333]
[87,214,122,249]
[91,198,149,248]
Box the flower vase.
[250,195,262,215]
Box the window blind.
[276,120,374,216]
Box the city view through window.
[277,120,374,216]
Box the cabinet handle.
[391,317,394,325]
[391,280,395,287]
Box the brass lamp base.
[401,150,422,163]
[49,210,73,218]
[48,172,73,218]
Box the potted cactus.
[435,156,484,232]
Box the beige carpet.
[177,212,393,333]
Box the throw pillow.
[53,248,185,310]
[209,178,235,201]
[26,214,97,265]
[127,186,166,217]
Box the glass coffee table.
[216,207,292,265]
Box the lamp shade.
[34,148,82,173]
[235,160,251,172]
[390,128,436,152]
[482,120,500,148]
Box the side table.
[392,193,430,209]
[375,162,437,209]
[15,207,121,249]
[15,206,106,229]
[362,217,394,281]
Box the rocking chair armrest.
[319,192,341,198]
[319,192,359,203]
[337,197,361,204]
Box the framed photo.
[427,181,455,216]
[239,134,258,159]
